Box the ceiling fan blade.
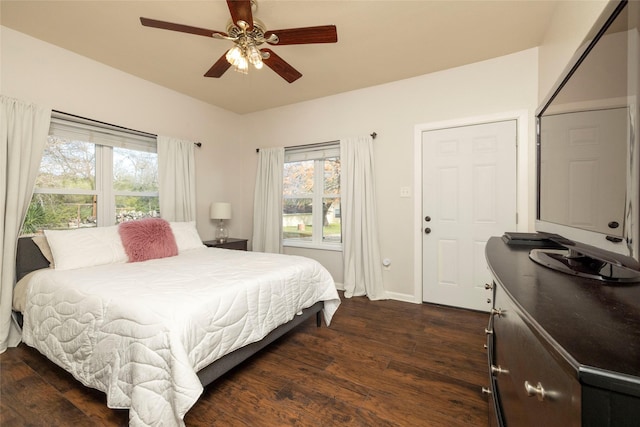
[140,17,227,38]
[265,25,337,45]
[261,49,302,83]
[204,53,232,78]
[227,0,253,30]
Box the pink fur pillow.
[118,218,178,262]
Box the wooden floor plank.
[1,294,489,426]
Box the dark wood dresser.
[484,236,640,426]
[203,238,248,251]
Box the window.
[21,113,158,235]
[282,144,341,249]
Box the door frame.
[413,110,530,303]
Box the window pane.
[116,195,160,223]
[283,197,312,241]
[22,193,97,234]
[284,160,314,196]
[322,198,341,243]
[323,157,340,196]
[283,146,341,247]
[36,136,95,190]
[113,147,158,192]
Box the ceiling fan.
[140,0,338,83]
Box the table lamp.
[210,202,231,243]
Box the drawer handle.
[481,387,492,395]
[524,381,545,401]
[491,308,504,317]
[484,328,493,335]
[491,364,509,375]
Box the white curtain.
[252,147,284,253]
[0,96,51,353]
[158,136,197,222]
[340,136,386,300]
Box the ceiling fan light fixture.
[252,58,264,70]
[248,44,263,69]
[226,39,264,74]
[225,45,242,64]
[235,55,249,74]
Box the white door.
[422,120,517,311]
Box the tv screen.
[535,0,640,280]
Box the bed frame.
[15,236,324,387]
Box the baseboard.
[335,285,419,304]
[383,291,421,304]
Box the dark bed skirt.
[197,301,324,386]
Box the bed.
[12,220,341,427]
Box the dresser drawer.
[493,284,581,427]
[486,312,504,427]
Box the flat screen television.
[533,0,640,282]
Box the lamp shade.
[210,202,231,220]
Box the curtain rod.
[52,109,202,147]
[256,132,377,153]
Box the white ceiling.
[1,0,559,114]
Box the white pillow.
[44,226,128,271]
[169,221,205,252]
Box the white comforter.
[19,247,340,426]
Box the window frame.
[25,113,158,233]
[282,143,342,251]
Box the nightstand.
[203,238,248,251]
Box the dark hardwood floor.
[1,294,489,426]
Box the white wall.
[0,26,248,241]
[537,0,609,103]
[244,49,539,301]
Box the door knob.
[424,227,431,234]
